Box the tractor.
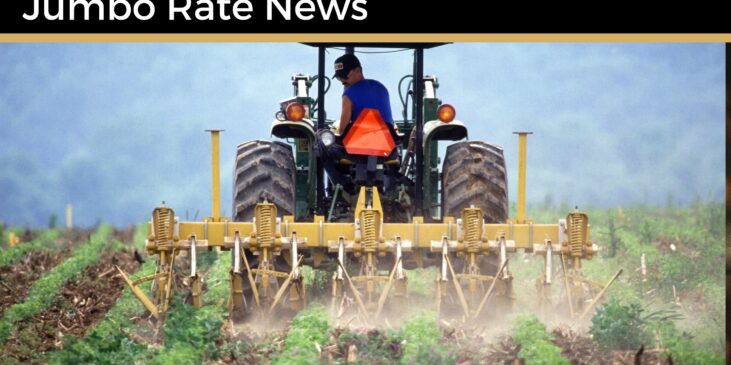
[119,43,617,326]
[231,43,511,319]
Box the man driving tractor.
[315,53,399,195]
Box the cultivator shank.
[116,205,205,319]
[532,211,621,320]
[329,187,409,321]
[229,203,306,316]
[432,207,515,319]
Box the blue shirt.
[343,79,394,126]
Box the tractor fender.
[423,119,468,145]
[270,118,317,140]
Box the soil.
[0,250,70,317]
[111,225,136,244]
[445,326,674,365]
[551,327,673,365]
[0,228,96,317]
[608,347,674,365]
[477,335,523,364]
[216,325,289,365]
[56,228,94,248]
[654,236,696,259]
[551,327,611,364]
[19,228,39,243]
[0,249,142,363]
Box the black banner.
[0,0,727,33]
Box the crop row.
[0,225,113,344]
[0,229,60,267]
[49,224,152,364]
[147,249,231,364]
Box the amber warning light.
[437,104,456,123]
[286,102,306,121]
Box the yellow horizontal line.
[0,33,729,42]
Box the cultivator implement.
[121,194,603,322]
[118,127,620,323]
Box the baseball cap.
[333,54,361,80]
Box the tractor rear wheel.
[442,140,508,223]
[232,140,296,221]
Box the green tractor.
[232,43,508,227]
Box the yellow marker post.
[8,232,19,248]
[66,204,73,229]
[206,130,224,221]
[513,132,532,224]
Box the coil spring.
[155,208,172,241]
[568,213,584,257]
[257,205,274,246]
[464,209,482,252]
[361,210,377,252]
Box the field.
[0,202,724,364]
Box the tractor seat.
[384,147,400,165]
[339,157,355,166]
[338,148,399,166]
[339,158,399,166]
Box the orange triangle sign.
[343,108,396,157]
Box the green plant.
[272,305,330,365]
[219,339,251,362]
[512,315,569,365]
[301,265,330,295]
[606,217,622,257]
[148,250,231,364]
[665,334,725,365]
[150,296,226,364]
[590,298,646,350]
[590,298,683,351]
[399,311,454,365]
[405,267,437,299]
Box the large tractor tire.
[232,140,296,222]
[442,141,509,223]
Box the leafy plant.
[300,265,330,296]
[512,315,569,365]
[590,298,647,350]
[665,334,725,365]
[404,267,438,299]
[272,305,330,365]
[149,250,231,364]
[399,311,453,365]
[590,298,683,351]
